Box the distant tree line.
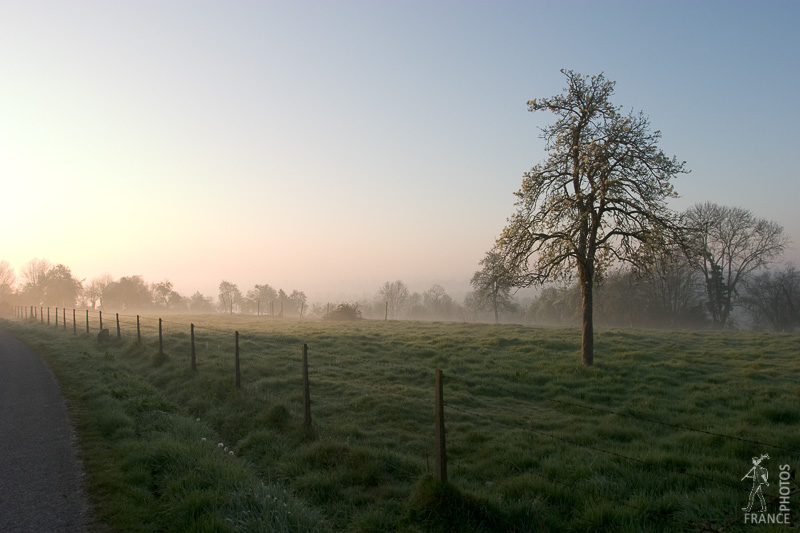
[499,202,796,332]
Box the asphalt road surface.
[0,327,92,532]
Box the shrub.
[322,303,362,321]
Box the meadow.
[2,313,799,532]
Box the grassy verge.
[2,315,799,532]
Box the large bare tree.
[498,70,687,365]
[681,202,788,328]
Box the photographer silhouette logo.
[741,453,793,526]
[742,454,770,514]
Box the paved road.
[0,327,92,532]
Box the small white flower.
[229,451,234,456]
[201,438,206,442]
[196,418,201,422]
[224,446,229,452]
[218,443,224,448]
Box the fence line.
[8,304,798,531]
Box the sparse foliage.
[379,280,410,319]
[19,258,52,305]
[498,70,687,364]
[218,280,242,314]
[152,280,176,309]
[470,251,516,323]
[742,265,800,332]
[0,260,16,301]
[83,274,113,309]
[681,202,788,328]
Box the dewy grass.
[2,316,799,532]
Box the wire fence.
[9,304,800,531]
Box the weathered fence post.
[385,301,389,321]
[302,343,311,426]
[99,310,103,331]
[158,318,163,355]
[116,313,121,339]
[434,369,447,483]
[190,324,196,371]
[73,309,76,335]
[55,307,58,327]
[136,315,141,343]
[40,307,43,323]
[47,307,50,326]
[85,310,89,333]
[235,331,241,389]
[63,308,66,330]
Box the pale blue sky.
[1,0,798,301]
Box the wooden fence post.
[235,331,241,389]
[99,310,103,331]
[86,310,89,333]
[158,318,163,355]
[63,308,66,330]
[47,307,50,326]
[40,307,43,323]
[435,369,447,483]
[136,315,141,343]
[55,307,58,327]
[302,343,311,426]
[190,323,196,371]
[73,309,76,335]
[116,313,121,339]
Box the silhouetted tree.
[0,260,16,302]
[742,265,800,332]
[323,303,362,321]
[83,274,113,309]
[289,290,307,318]
[218,280,242,314]
[682,202,788,328]
[244,284,278,315]
[638,247,706,327]
[42,264,82,308]
[498,71,687,364]
[152,280,175,309]
[189,291,216,313]
[103,276,152,311]
[422,284,457,320]
[470,251,516,323]
[19,258,52,305]
[379,280,409,319]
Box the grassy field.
[2,313,799,532]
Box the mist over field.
[1,1,798,317]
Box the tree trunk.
[580,278,594,366]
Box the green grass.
[2,315,799,532]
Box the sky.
[1,0,798,303]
